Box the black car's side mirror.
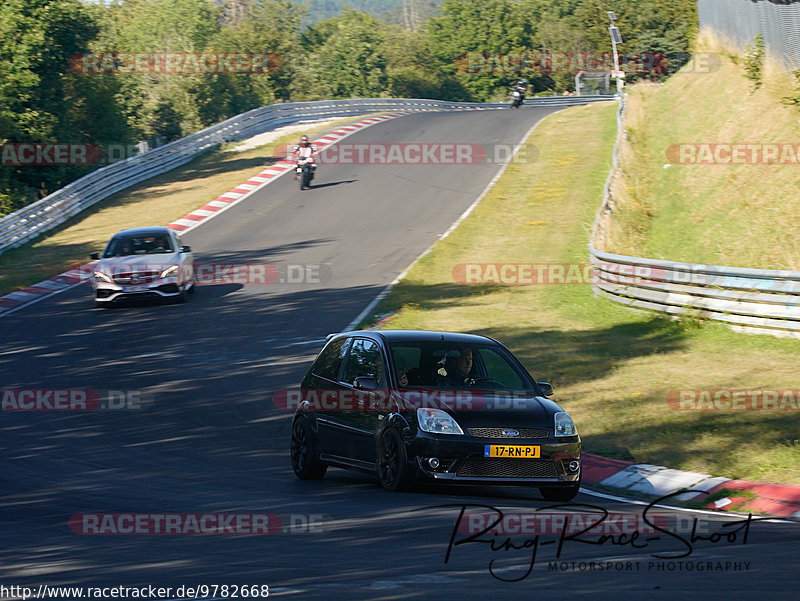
[180,245,191,253]
[353,376,378,391]
[537,381,554,397]
[90,252,100,260]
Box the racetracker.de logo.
[452,262,666,285]
[454,51,720,75]
[1,143,102,166]
[458,511,669,535]
[194,263,331,285]
[86,262,332,285]
[667,389,800,410]
[69,513,282,535]
[69,52,282,74]
[1,389,146,411]
[1,143,170,166]
[274,143,536,165]
[273,389,556,412]
[666,143,800,165]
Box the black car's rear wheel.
[291,417,327,480]
[378,429,411,491]
[539,477,581,502]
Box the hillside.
[308,0,440,25]
[604,32,800,271]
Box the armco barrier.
[589,94,800,339]
[0,96,612,254]
[589,244,800,337]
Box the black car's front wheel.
[291,417,327,480]
[377,429,411,491]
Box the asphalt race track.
[1,107,798,600]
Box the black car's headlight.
[554,411,578,437]
[417,408,464,435]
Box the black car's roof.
[340,330,499,345]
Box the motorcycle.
[510,88,524,109]
[295,157,315,190]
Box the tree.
[0,0,115,212]
[290,10,390,100]
[426,0,531,101]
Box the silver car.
[90,227,195,307]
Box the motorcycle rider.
[291,135,318,181]
[511,79,528,107]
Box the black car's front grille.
[457,457,558,479]
[468,427,549,439]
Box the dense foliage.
[0,0,697,215]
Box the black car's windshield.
[388,341,535,391]
[104,234,174,257]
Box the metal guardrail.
[589,244,800,337]
[589,95,800,338]
[698,0,800,72]
[0,95,612,253]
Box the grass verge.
[0,115,377,297]
[606,31,800,270]
[364,101,800,486]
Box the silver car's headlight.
[554,411,577,437]
[160,265,179,279]
[417,408,464,435]
[93,271,112,283]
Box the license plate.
[123,285,148,292]
[484,444,540,458]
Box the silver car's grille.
[113,271,159,284]
[468,427,549,439]
[457,457,558,479]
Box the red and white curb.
[0,105,503,317]
[582,453,800,517]
[0,265,94,316]
[1,107,797,519]
[164,112,411,235]
[0,112,412,317]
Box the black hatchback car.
[290,330,581,501]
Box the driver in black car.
[436,347,474,387]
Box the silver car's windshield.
[104,234,175,257]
